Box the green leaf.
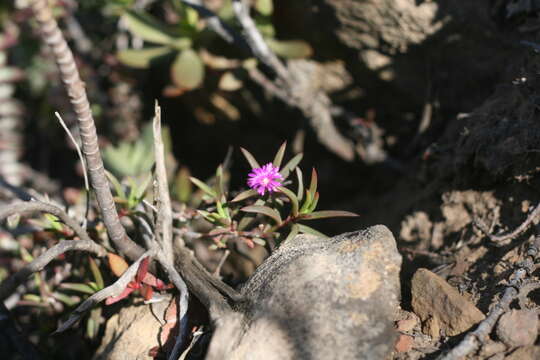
[174,166,192,203]
[276,186,299,217]
[240,147,260,169]
[231,189,258,202]
[279,153,303,179]
[171,49,205,90]
[308,168,318,196]
[44,213,63,231]
[59,283,96,295]
[116,47,172,68]
[252,237,266,246]
[283,224,299,243]
[267,39,313,59]
[308,191,319,213]
[301,210,359,220]
[241,205,282,224]
[255,0,273,16]
[295,167,304,201]
[190,177,217,198]
[299,189,313,214]
[297,224,327,238]
[88,257,104,290]
[105,170,126,200]
[53,292,80,307]
[272,141,287,169]
[218,71,243,91]
[123,10,174,45]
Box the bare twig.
[181,0,240,45]
[0,240,107,302]
[438,232,540,359]
[213,249,230,277]
[437,269,525,360]
[152,101,174,263]
[0,201,93,243]
[29,0,144,261]
[474,202,540,246]
[55,250,152,333]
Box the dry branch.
[0,201,92,243]
[55,250,152,333]
[475,202,540,246]
[0,240,107,302]
[29,0,144,261]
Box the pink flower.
[247,163,283,195]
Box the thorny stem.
[29,0,144,261]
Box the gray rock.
[207,225,402,359]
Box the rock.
[206,225,402,360]
[395,334,414,353]
[496,310,538,348]
[94,297,173,360]
[411,268,485,338]
[505,346,540,360]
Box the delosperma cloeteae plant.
[190,142,359,250]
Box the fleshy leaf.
[174,166,192,203]
[123,10,174,45]
[308,191,319,213]
[136,257,150,284]
[272,141,287,168]
[277,186,299,216]
[190,177,217,198]
[308,168,318,196]
[240,147,260,169]
[297,224,327,238]
[255,0,273,16]
[231,189,258,202]
[279,153,303,179]
[117,47,172,68]
[88,257,104,290]
[301,210,359,220]
[241,205,282,224]
[108,253,129,277]
[267,39,313,59]
[59,283,96,295]
[105,286,135,305]
[171,49,204,90]
[283,224,299,243]
[295,167,304,201]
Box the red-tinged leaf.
[241,205,282,224]
[240,147,260,169]
[160,297,179,353]
[108,253,129,277]
[272,141,287,168]
[105,286,136,305]
[309,168,318,195]
[231,189,258,202]
[301,210,359,220]
[136,256,150,284]
[141,284,154,301]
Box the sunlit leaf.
[88,257,104,290]
[272,141,287,168]
[283,224,299,243]
[308,191,319,213]
[218,71,243,91]
[105,170,126,200]
[123,10,174,45]
[297,224,327,238]
[277,186,299,216]
[267,39,313,59]
[279,153,303,179]
[308,168,318,196]
[295,167,304,201]
[108,253,129,277]
[241,205,282,224]
[240,147,260,169]
[59,283,96,295]
[190,177,217,198]
[255,0,273,16]
[231,189,258,202]
[301,210,359,220]
[116,46,172,68]
[171,49,204,90]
